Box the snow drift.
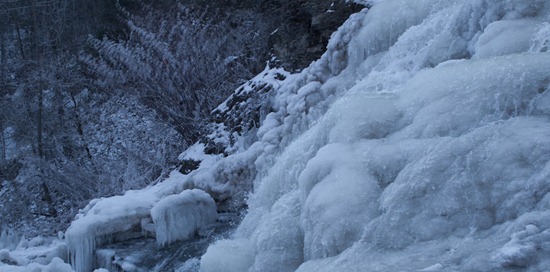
[201,0,550,271]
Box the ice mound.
[65,171,217,272]
[152,189,217,246]
[65,189,157,272]
[201,0,550,271]
[200,239,255,272]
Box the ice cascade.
[201,0,550,271]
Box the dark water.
[95,213,240,272]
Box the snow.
[0,235,71,272]
[151,189,217,246]
[0,257,73,272]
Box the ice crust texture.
[201,0,550,272]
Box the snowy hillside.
[3,0,550,271]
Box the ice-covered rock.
[65,171,220,272]
[65,190,156,272]
[151,189,217,246]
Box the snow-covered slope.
[200,0,550,271]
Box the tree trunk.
[70,93,93,161]
[31,0,44,158]
[0,123,5,163]
[12,12,26,60]
[0,23,5,87]
[37,88,44,158]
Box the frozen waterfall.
[201,0,550,272]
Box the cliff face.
[266,0,365,69]
[176,0,365,71]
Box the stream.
[94,213,240,272]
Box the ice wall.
[201,0,550,271]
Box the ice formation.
[0,257,73,272]
[151,189,217,246]
[0,234,69,272]
[200,239,255,272]
[65,170,218,272]
[200,0,550,271]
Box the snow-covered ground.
[0,234,72,272]
[3,0,550,271]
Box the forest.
[0,0,359,237]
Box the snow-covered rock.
[65,171,219,272]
